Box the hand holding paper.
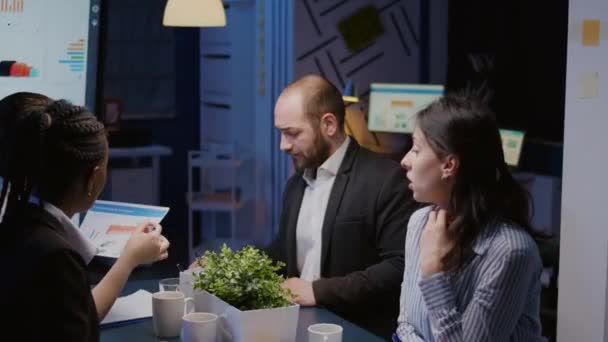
[121,222,170,268]
[80,200,170,258]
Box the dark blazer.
[265,139,420,339]
[0,205,99,342]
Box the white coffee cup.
[152,291,195,338]
[308,323,343,342]
[181,312,218,342]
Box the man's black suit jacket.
[0,205,99,341]
[265,139,420,339]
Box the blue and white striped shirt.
[396,206,547,342]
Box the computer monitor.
[500,129,525,167]
[0,0,102,109]
[367,83,444,133]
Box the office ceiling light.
[163,0,226,27]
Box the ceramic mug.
[152,291,195,338]
[181,312,218,342]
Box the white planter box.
[180,269,300,342]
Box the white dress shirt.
[43,202,98,265]
[296,136,350,281]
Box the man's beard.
[292,130,331,172]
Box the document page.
[101,289,153,326]
[81,200,169,258]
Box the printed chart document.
[80,200,170,258]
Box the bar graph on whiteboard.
[0,0,94,106]
[58,38,86,73]
[0,0,24,13]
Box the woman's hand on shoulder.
[419,209,455,278]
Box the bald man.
[264,75,420,338]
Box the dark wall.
[446,0,569,143]
[117,29,200,267]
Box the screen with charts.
[499,129,525,167]
[0,0,101,108]
[367,83,444,134]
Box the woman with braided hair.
[0,92,170,341]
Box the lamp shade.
[163,0,226,27]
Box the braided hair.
[0,92,106,221]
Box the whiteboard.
[0,0,101,108]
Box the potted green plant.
[189,245,299,341]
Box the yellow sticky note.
[579,72,599,99]
[582,19,600,46]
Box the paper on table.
[101,289,153,326]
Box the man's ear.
[441,154,459,180]
[320,112,338,136]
